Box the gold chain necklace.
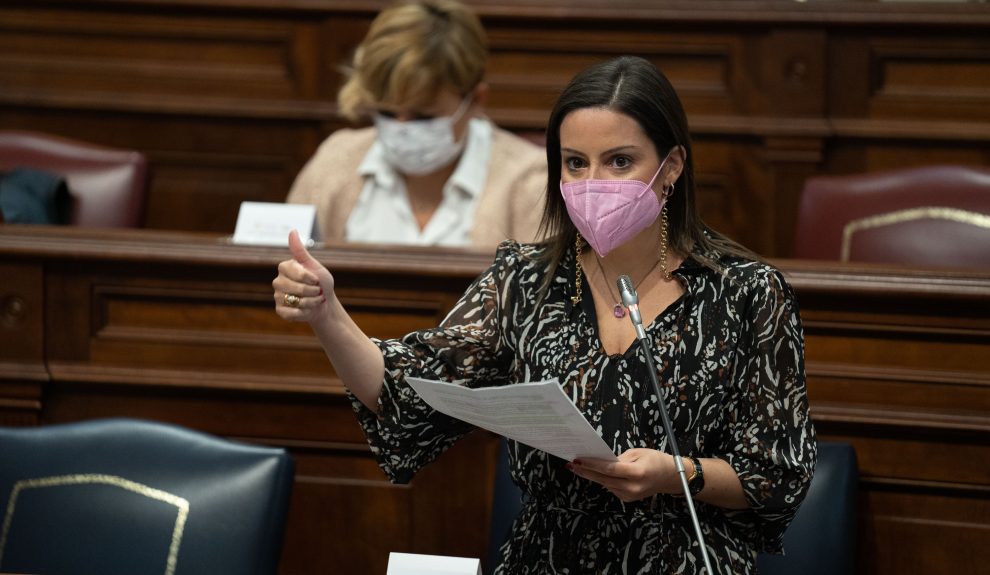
[592,255,663,319]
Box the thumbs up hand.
[273,229,333,322]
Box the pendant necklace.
[593,255,663,319]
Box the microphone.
[615,275,714,575]
[616,275,646,340]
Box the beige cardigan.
[286,125,548,250]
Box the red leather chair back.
[794,165,990,269]
[0,130,148,228]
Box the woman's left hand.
[567,448,681,502]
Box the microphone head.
[616,274,639,306]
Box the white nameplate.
[231,201,321,247]
[386,552,482,575]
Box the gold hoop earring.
[572,233,584,305]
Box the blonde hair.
[337,0,488,120]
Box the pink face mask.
[560,154,671,258]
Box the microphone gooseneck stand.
[616,275,715,575]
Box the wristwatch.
[687,456,705,496]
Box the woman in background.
[287,0,546,249]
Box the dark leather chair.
[0,130,149,227]
[0,418,294,575]
[758,441,859,575]
[486,438,525,574]
[793,165,990,268]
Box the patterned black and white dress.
[350,239,817,574]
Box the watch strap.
[688,456,705,496]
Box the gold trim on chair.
[841,206,990,262]
[0,474,189,575]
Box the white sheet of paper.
[386,552,482,575]
[407,377,617,462]
[231,201,322,247]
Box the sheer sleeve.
[348,241,524,484]
[719,267,817,553]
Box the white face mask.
[374,97,472,175]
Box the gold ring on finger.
[283,293,301,308]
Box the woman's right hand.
[272,230,385,411]
[272,229,332,323]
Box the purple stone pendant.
[613,303,626,318]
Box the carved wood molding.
[17,0,990,27]
[0,361,48,382]
[46,361,345,394]
[864,476,990,497]
[812,401,990,434]
[0,87,339,121]
[830,118,990,143]
[780,260,990,301]
[6,228,990,290]
[807,361,989,389]
[0,397,43,410]
[0,226,493,275]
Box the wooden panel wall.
[1,226,988,574]
[2,1,988,256]
[795,268,990,573]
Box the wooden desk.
[1,225,987,574]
